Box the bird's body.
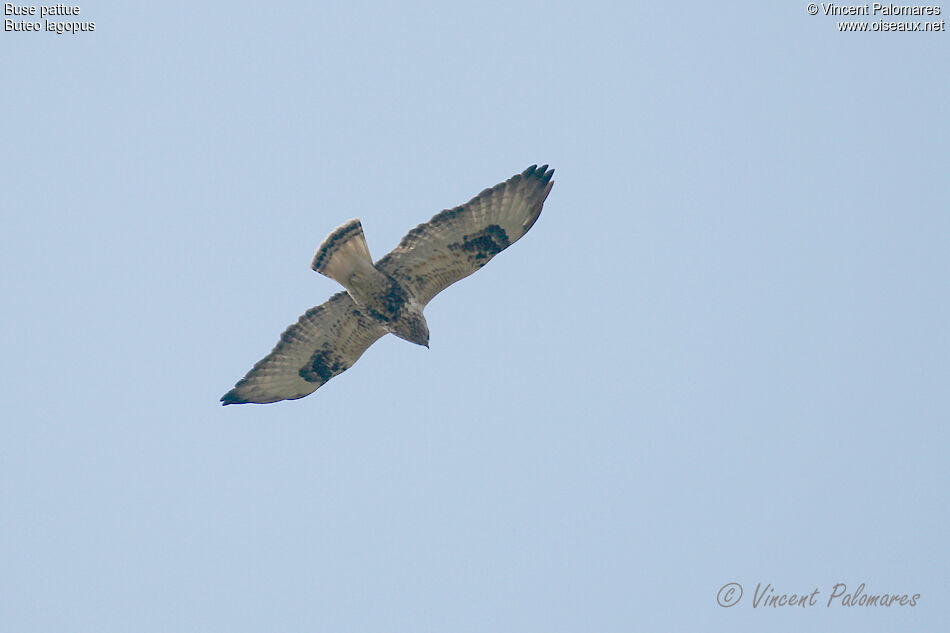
[310,218,431,347]
[221,164,554,405]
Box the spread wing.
[221,291,387,405]
[376,164,554,305]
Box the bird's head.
[393,309,429,348]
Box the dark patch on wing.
[299,348,348,384]
[448,224,510,265]
[312,220,362,272]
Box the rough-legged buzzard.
[221,165,554,405]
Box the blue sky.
[2,2,947,631]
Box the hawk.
[221,164,554,405]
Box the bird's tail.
[311,219,383,304]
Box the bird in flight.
[221,164,555,405]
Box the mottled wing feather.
[221,291,387,405]
[376,164,554,305]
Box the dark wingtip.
[519,164,554,232]
[220,390,246,406]
[523,164,554,184]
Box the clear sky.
[2,2,947,631]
